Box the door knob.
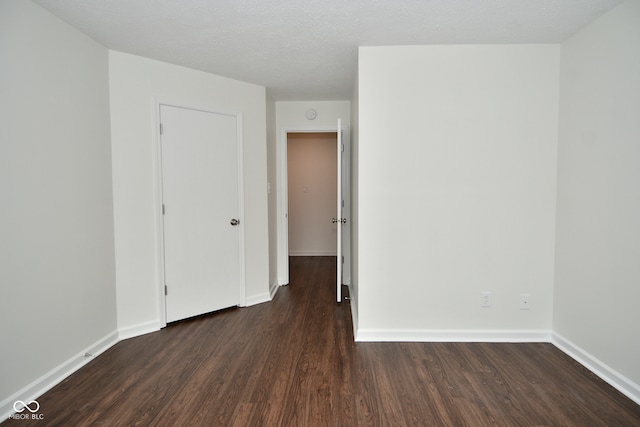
[230,218,240,226]
[331,218,347,224]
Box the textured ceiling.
[33,0,622,100]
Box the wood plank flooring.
[4,256,639,426]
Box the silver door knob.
[230,218,240,226]
[331,218,347,224]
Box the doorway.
[287,132,338,257]
[277,124,351,292]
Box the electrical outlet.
[520,294,530,310]
[481,291,491,308]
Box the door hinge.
[342,199,345,207]
[341,143,345,152]
[342,255,344,264]
[159,123,164,135]
[164,285,168,295]
[162,204,166,215]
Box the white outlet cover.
[481,291,491,308]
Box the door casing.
[277,124,351,288]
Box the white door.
[333,119,345,302]
[160,105,241,323]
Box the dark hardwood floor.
[4,257,639,426]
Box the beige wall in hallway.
[288,133,338,256]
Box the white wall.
[274,101,351,284]
[350,77,360,332]
[287,133,338,256]
[0,0,117,415]
[276,101,351,130]
[109,51,270,334]
[554,0,640,394]
[357,45,560,339]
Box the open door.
[332,119,345,302]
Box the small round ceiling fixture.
[305,108,317,120]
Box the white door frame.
[153,98,246,328]
[277,124,351,287]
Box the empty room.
[1,0,639,425]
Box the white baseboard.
[289,251,337,256]
[347,284,358,340]
[245,291,271,307]
[552,332,640,405]
[0,330,119,422]
[118,320,161,341]
[355,328,552,343]
[269,280,280,300]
